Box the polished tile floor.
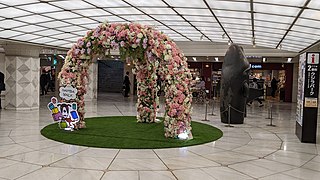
[0,93,320,180]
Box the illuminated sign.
[250,64,262,69]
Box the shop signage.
[296,52,320,143]
[250,64,262,69]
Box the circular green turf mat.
[41,116,223,149]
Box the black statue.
[220,44,250,124]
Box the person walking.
[271,77,279,98]
[40,69,48,96]
[46,69,54,92]
[248,78,264,107]
[123,71,131,97]
[0,71,5,109]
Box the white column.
[84,62,98,101]
[4,43,41,110]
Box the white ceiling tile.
[19,3,62,13]
[0,30,23,38]
[15,15,53,23]
[224,24,251,30]
[92,16,124,22]
[213,10,250,18]
[164,21,190,26]
[72,30,89,36]
[254,3,300,16]
[255,13,294,24]
[12,34,42,41]
[255,27,286,34]
[29,37,56,43]
[174,8,212,16]
[184,16,216,22]
[300,9,320,20]
[0,19,26,28]
[33,29,63,36]
[56,26,87,32]
[39,21,70,28]
[0,0,38,6]
[152,15,184,21]
[255,21,290,29]
[295,18,320,29]
[73,9,110,16]
[165,0,206,8]
[77,23,100,29]
[219,18,251,25]
[308,0,320,10]
[85,0,129,7]
[45,11,81,19]
[1,7,31,18]
[255,31,283,38]
[107,7,142,15]
[291,25,320,35]
[63,18,97,25]
[207,1,250,11]
[124,15,154,21]
[51,33,77,39]
[288,31,320,41]
[191,21,217,27]
[14,25,47,33]
[49,0,95,10]
[139,7,176,14]
[125,0,167,7]
[47,40,70,46]
[255,0,306,7]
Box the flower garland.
[58,22,193,138]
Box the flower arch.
[58,22,193,139]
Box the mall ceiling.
[0,0,319,54]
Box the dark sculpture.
[220,44,250,124]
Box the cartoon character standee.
[47,97,79,131]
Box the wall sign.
[250,64,262,69]
[59,85,77,100]
[296,52,320,143]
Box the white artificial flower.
[137,33,143,39]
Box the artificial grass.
[41,116,223,149]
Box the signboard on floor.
[296,52,320,143]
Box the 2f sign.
[307,53,319,64]
[59,85,77,100]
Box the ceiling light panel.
[255,26,286,34]
[72,30,90,36]
[281,39,311,47]
[0,19,26,29]
[85,0,129,8]
[79,23,101,29]
[255,21,290,30]
[291,25,320,35]
[254,13,294,24]
[47,40,70,46]
[49,0,95,10]
[57,25,87,32]
[183,16,216,22]
[308,0,320,10]
[164,21,190,26]
[0,0,38,6]
[174,8,212,16]
[139,7,176,15]
[125,0,167,7]
[164,0,207,8]
[12,34,41,41]
[190,21,217,27]
[18,3,62,13]
[295,18,320,29]
[207,1,250,11]
[219,18,251,25]
[255,31,283,38]
[1,7,31,18]
[14,25,47,33]
[124,15,154,21]
[255,0,306,7]
[254,3,300,16]
[65,36,81,42]
[45,11,81,19]
[288,31,320,41]
[33,29,63,36]
[284,36,315,44]
[213,10,250,18]
[39,21,70,28]
[92,16,124,22]
[136,21,161,26]
[107,7,143,15]
[300,9,320,20]
[0,30,23,38]
[223,24,251,30]
[29,37,56,44]
[73,9,110,16]
[151,15,184,21]
[51,33,78,39]
[64,18,97,25]
[15,15,53,23]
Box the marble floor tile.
[9,134,47,143]
[186,144,224,155]
[173,169,216,180]
[201,166,254,180]
[139,171,176,180]
[7,151,68,165]
[282,142,318,154]
[154,148,197,159]
[302,155,320,172]
[161,155,220,170]
[229,159,296,178]
[51,156,113,170]
[282,168,320,180]
[0,144,33,157]
[39,144,88,155]
[259,173,301,180]
[18,139,63,150]
[60,169,104,180]
[76,148,118,158]
[265,150,316,167]
[205,151,258,166]
[0,162,41,179]
[0,136,15,145]
[16,167,72,180]
[232,145,278,158]
[116,149,158,159]
[108,158,167,170]
[0,158,18,169]
[101,171,139,180]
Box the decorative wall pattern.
[84,61,97,101]
[5,56,40,110]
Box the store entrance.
[250,69,286,102]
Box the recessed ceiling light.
[215,57,219,62]
[287,58,292,62]
[262,57,266,62]
[192,57,197,61]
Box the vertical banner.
[296,52,320,143]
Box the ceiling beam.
[250,0,255,45]
[203,0,233,43]
[275,0,311,49]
